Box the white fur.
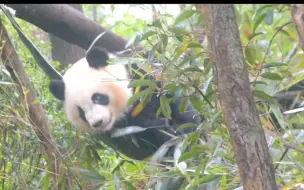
[62,57,133,133]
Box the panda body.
[49,46,202,159]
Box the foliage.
[0,4,303,190]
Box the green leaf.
[221,175,227,187]
[70,168,105,180]
[125,32,141,49]
[204,58,212,75]
[174,10,196,25]
[176,35,184,42]
[251,80,268,86]
[192,175,221,187]
[262,62,287,69]
[160,95,172,119]
[133,33,142,47]
[141,31,157,40]
[151,19,162,28]
[211,111,223,130]
[265,9,274,25]
[190,94,202,111]
[163,83,179,92]
[173,43,188,62]
[127,88,153,107]
[169,27,189,35]
[194,158,209,182]
[188,42,203,48]
[178,148,204,163]
[148,42,159,63]
[196,14,203,25]
[249,32,265,40]
[177,122,197,131]
[277,28,290,37]
[156,107,162,118]
[253,90,276,104]
[122,181,136,190]
[252,5,273,21]
[128,79,157,88]
[252,12,267,34]
[261,72,283,81]
[161,34,168,49]
[179,98,188,113]
[245,47,256,65]
[270,104,286,129]
[43,172,50,190]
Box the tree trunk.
[6,4,129,53]
[49,4,85,68]
[201,4,277,189]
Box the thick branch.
[49,4,86,68]
[6,4,128,53]
[202,5,277,189]
[291,4,304,49]
[0,21,70,190]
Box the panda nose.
[92,120,103,128]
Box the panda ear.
[86,46,109,69]
[49,80,65,101]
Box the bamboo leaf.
[174,10,196,25]
[261,72,283,81]
[127,88,153,107]
[253,90,276,104]
[160,95,172,119]
[128,79,157,88]
[252,12,267,34]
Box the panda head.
[49,47,133,133]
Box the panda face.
[49,47,133,133]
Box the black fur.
[112,92,202,155]
[49,80,65,101]
[86,46,109,69]
[91,93,109,106]
[78,106,87,122]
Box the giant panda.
[49,46,202,159]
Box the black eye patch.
[91,93,109,105]
[77,106,87,122]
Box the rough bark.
[6,4,128,53]
[0,21,71,190]
[290,4,304,49]
[201,5,277,189]
[49,4,85,68]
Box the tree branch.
[5,4,129,53]
[291,4,304,49]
